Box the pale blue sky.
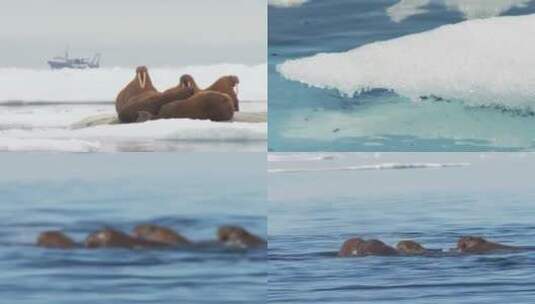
[0,0,266,67]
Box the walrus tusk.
[234,84,239,96]
[137,72,146,89]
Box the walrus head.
[217,226,254,248]
[338,238,398,256]
[456,236,507,253]
[227,75,240,96]
[338,238,365,257]
[85,228,134,249]
[135,66,150,89]
[179,74,197,89]
[396,240,426,255]
[37,231,76,249]
[133,224,190,246]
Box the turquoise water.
[269,0,535,151]
[0,153,266,304]
[269,153,535,303]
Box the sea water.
[269,0,535,151]
[269,152,535,303]
[0,153,267,304]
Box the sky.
[0,0,266,68]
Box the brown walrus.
[396,240,427,255]
[37,231,76,249]
[217,226,266,249]
[338,238,398,257]
[457,236,518,254]
[115,66,193,123]
[85,228,169,249]
[179,74,240,111]
[157,91,234,122]
[133,224,191,246]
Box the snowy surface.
[0,63,266,102]
[279,14,535,110]
[0,101,266,152]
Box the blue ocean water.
[268,0,535,151]
[269,153,535,303]
[0,153,266,304]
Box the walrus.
[396,240,427,255]
[457,236,519,254]
[37,231,76,249]
[85,228,169,249]
[115,66,193,123]
[179,74,240,111]
[338,238,398,257]
[157,91,234,122]
[133,224,191,246]
[217,226,266,249]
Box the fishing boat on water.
[47,49,101,69]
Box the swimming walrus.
[115,66,193,123]
[85,228,170,249]
[396,240,427,255]
[132,224,191,246]
[37,231,77,249]
[338,238,398,257]
[457,236,519,254]
[217,226,266,249]
[157,91,234,122]
[179,74,240,111]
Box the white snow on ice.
[0,63,266,102]
[278,14,535,110]
[387,0,531,22]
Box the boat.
[47,49,101,69]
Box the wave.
[278,14,535,110]
[387,0,531,22]
[268,0,308,8]
[0,63,266,103]
[268,153,337,162]
[269,162,470,173]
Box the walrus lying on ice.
[115,66,193,123]
[115,67,238,123]
[36,224,264,250]
[337,236,521,257]
[179,74,240,111]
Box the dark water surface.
[269,153,535,303]
[0,153,267,304]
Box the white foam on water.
[269,162,470,173]
[278,14,535,110]
[269,0,308,8]
[387,0,531,22]
[0,63,266,102]
[268,153,337,162]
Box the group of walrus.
[37,224,265,250]
[338,236,524,257]
[115,66,240,123]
